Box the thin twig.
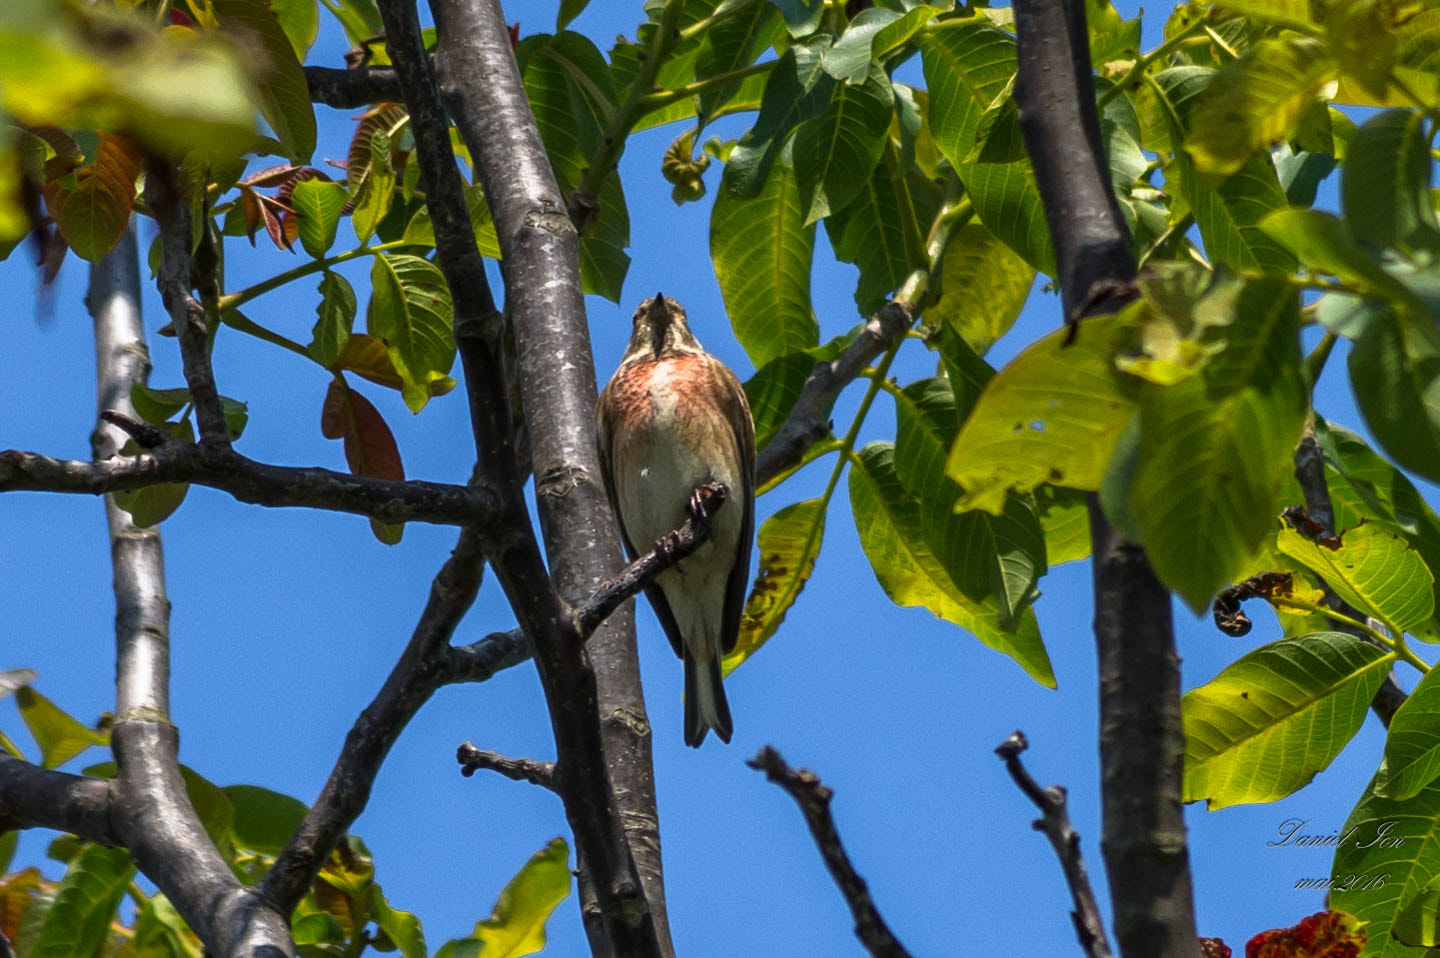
[260,527,487,913]
[456,743,557,791]
[996,732,1114,958]
[748,746,913,958]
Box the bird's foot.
[688,480,729,526]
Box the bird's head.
[621,292,704,363]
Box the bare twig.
[996,732,1114,958]
[90,228,293,956]
[456,743,557,790]
[447,628,534,683]
[1293,428,1407,725]
[1011,1,1200,956]
[748,746,913,958]
[260,526,487,913]
[0,438,502,528]
[305,65,402,107]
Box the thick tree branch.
[748,747,912,958]
[1292,428,1407,725]
[0,754,117,842]
[456,743,557,790]
[90,228,293,957]
[305,65,402,108]
[1011,2,1200,957]
[0,436,502,528]
[996,732,1114,958]
[261,527,487,913]
[428,2,669,955]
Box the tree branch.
[429,2,670,954]
[260,527,487,913]
[0,754,117,843]
[305,65,402,108]
[748,746,912,958]
[90,227,294,957]
[996,732,1114,958]
[0,434,503,529]
[456,743,557,791]
[1011,2,1200,956]
[1292,428,1407,725]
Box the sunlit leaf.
[367,253,456,412]
[15,687,107,769]
[214,0,316,162]
[465,838,571,958]
[27,844,133,958]
[724,499,825,675]
[42,132,142,263]
[923,221,1035,354]
[1278,523,1437,639]
[291,178,346,259]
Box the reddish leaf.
[25,126,83,181]
[346,103,407,191]
[169,5,195,26]
[274,167,332,205]
[0,867,47,941]
[321,380,404,481]
[42,132,143,262]
[255,194,295,251]
[241,163,304,188]
[239,186,263,244]
[1201,938,1233,958]
[1246,911,1365,958]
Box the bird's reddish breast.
[608,354,719,433]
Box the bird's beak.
[647,293,671,324]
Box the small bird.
[596,293,755,746]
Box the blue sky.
[0,2,1414,955]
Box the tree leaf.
[1349,304,1440,485]
[322,379,405,544]
[919,18,1017,166]
[766,0,824,38]
[712,158,818,369]
[15,686,107,769]
[42,132,142,263]
[372,883,426,958]
[695,1,783,119]
[724,39,832,199]
[465,838,571,958]
[744,336,844,454]
[351,129,395,246]
[792,62,892,225]
[556,0,589,30]
[851,442,1055,687]
[947,315,1134,514]
[1182,632,1392,809]
[824,158,924,316]
[1179,153,1296,275]
[1278,523,1436,638]
[1377,665,1440,800]
[268,0,320,60]
[401,183,502,259]
[1129,277,1305,612]
[724,499,825,675]
[822,8,903,85]
[214,0,316,163]
[1343,108,1440,257]
[291,178,346,259]
[1185,37,1336,177]
[223,784,309,856]
[957,160,1055,277]
[923,221,1035,354]
[132,894,204,958]
[1261,209,1421,306]
[310,271,357,369]
[27,844,133,958]
[367,253,456,413]
[1035,484,1091,566]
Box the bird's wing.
[597,376,688,659]
[714,358,755,657]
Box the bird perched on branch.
[596,293,755,746]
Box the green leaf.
[1331,769,1440,955]
[28,844,133,958]
[1129,277,1305,612]
[894,378,1046,629]
[132,894,203,958]
[465,838,571,958]
[923,221,1035,354]
[578,174,631,303]
[792,62,893,225]
[1183,632,1392,809]
[224,784,309,856]
[291,179,346,259]
[319,0,381,44]
[367,253,456,413]
[712,159,818,369]
[129,384,190,424]
[744,337,844,453]
[1035,484,1091,566]
[1278,523,1436,638]
[851,442,1055,688]
[42,132,142,263]
[695,2,783,119]
[919,18,1017,166]
[1086,0,1142,65]
[823,8,902,85]
[1261,209,1421,306]
[1377,666,1440,800]
[0,829,16,875]
[310,271,357,369]
[532,32,616,161]
[214,0,316,163]
[958,160,1055,277]
[401,183,502,259]
[1179,153,1296,275]
[824,158,923,316]
[1349,304,1440,485]
[766,0,824,37]
[351,129,395,246]
[1343,109,1440,256]
[556,0,589,29]
[947,315,1135,514]
[724,498,825,676]
[725,39,832,199]
[372,883,426,958]
[15,687,107,769]
[269,0,320,60]
[1202,0,1316,29]
[1185,37,1336,177]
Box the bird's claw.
[688,480,728,525]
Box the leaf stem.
[637,60,776,111]
[218,240,412,311]
[1098,19,1211,109]
[219,310,313,360]
[757,438,842,496]
[679,0,759,42]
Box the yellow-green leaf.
[1278,522,1437,638]
[15,687,108,769]
[923,220,1035,354]
[724,499,825,676]
[214,0,316,162]
[467,838,571,958]
[367,253,456,412]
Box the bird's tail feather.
[683,649,733,747]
